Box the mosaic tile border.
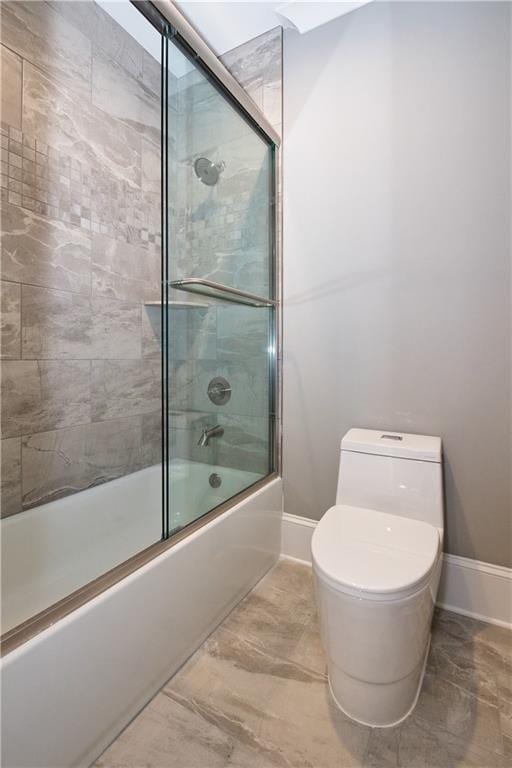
[1,121,161,246]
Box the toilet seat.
[312,505,440,602]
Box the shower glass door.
[0,0,278,651]
[0,0,165,639]
[163,35,277,535]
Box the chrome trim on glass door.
[274,141,283,477]
[146,0,281,147]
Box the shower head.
[194,157,225,186]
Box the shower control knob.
[207,377,231,406]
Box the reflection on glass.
[0,0,164,634]
[166,37,275,533]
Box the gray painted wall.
[283,1,511,567]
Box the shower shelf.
[169,278,277,308]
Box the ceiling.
[175,1,373,55]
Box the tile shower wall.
[221,26,282,134]
[0,1,162,517]
[167,27,282,474]
[0,8,282,517]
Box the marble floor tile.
[432,609,512,681]
[432,610,510,658]
[471,623,512,668]
[1,45,22,129]
[1,280,21,359]
[0,437,21,518]
[288,614,327,677]
[364,712,507,768]
[496,658,512,746]
[164,628,342,766]
[96,687,284,768]
[426,642,499,707]
[261,669,372,768]
[165,623,368,768]
[196,624,326,690]
[220,579,314,660]
[262,558,315,599]
[413,667,504,755]
[96,562,512,768]
[1,203,91,295]
[167,628,283,715]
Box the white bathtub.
[1,460,263,634]
[1,466,282,767]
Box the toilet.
[312,428,444,728]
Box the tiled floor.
[96,559,512,768]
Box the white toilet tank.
[337,428,443,529]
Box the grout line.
[3,410,162,443]
[3,277,152,307]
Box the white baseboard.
[281,512,316,565]
[437,554,512,629]
[281,513,512,629]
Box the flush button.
[381,434,403,441]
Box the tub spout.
[198,425,224,447]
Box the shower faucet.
[197,425,224,447]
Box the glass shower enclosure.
[161,20,278,536]
[0,0,279,650]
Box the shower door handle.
[169,278,278,308]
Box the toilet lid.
[311,505,440,600]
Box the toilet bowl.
[312,428,444,728]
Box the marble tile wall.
[220,26,283,137]
[0,7,282,516]
[0,1,162,517]
[173,29,282,299]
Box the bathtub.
[2,460,263,634]
[1,465,282,767]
